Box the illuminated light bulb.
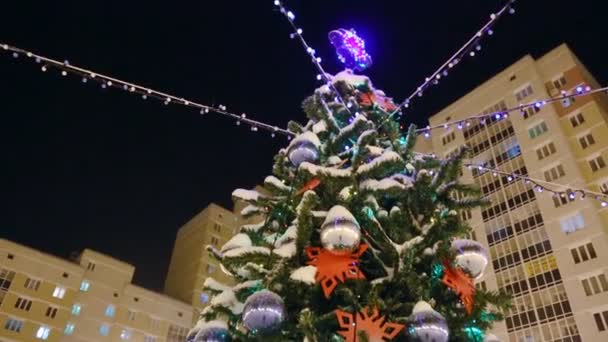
[122,84,128,90]
[63,60,70,66]
[200,109,205,114]
[287,11,295,20]
[147,89,152,94]
[476,31,482,38]
[316,74,322,80]
[576,86,583,93]
[585,85,591,92]
[289,33,296,39]
[61,70,67,76]
[273,0,280,5]
[490,13,497,19]
[424,131,430,138]
[443,124,449,129]
[316,57,322,63]
[535,102,542,108]
[184,100,190,105]
[417,91,423,97]
[470,51,476,57]
[568,192,576,200]
[457,123,463,130]
[509,7,515,14]
[297,28,303,34]
[101,83,107,89]
[492,172,498,177]
[129,86,135,92]
[205,108,210,113]
[81,77,87,83]
[236,121,241,126]
[602,201,608,207]
[425,77,431,82]
[537,186,544,193]
[241,113,247,118]
[141,94,147,99]
[12,52,19,58]
[165,97,171,103]
[476,44,482,51]
[271,133,276,138]
[41,65,47,72]
[107,81,113,86]
[442,70,448,77]
[35,57,41,63]
[2,44,8,50]
[448,62,453,68]
[90,73,96,78]
[494,113,501,120]
[507,175,513,181]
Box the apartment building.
[419,43,608,341]
[0,239,192,342]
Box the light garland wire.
[464,162,608,206]
[416,85,608,135]
[413,152,608,205]
[273,1,355,118]
[0,43,293,138]
[378,0,517,129]
[3,43,605,205]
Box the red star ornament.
[305,244,367,298]
[335,306,405,342]
[441,262,476,314]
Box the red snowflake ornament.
[357,91,398,112]
[441,262,476,314]
[296,178,321,195]
[305,244,367,298]
[335,306,405,342]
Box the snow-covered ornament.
[193,326,231,341]
[407,301,449,342]
[451,239,488,279]
[320,205,361,255]
[484,333,501,342]
[242,290,285,333]
[287,132,320,167]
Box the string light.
[379,0,517,129]
[273,0,353,117]
[0,43,293,138]
[415,85,608,135]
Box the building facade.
[0,239,192,342]
[419,44,608,341]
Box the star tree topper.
[329,28,373,71]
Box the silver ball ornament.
[287,132,320,167]
[484,334,501,342]
[451,239,489,279]
[407,301,449,342]
[193,327,231,342]
[242,290,285,333]
[320,205,361,255]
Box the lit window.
[99,324,110,336]
[528,122,548,139]
[4,318,24,332]
[24,278,41,291]
[200,292,210,304]
[36,326,51,340]
[121,329,132,340]
[64,323,75,335]
[52,286,66,299]
[560,213,585,234]
[72,304,82,316]
[80,280,90,292]
[105,304,115,317]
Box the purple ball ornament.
[329,28,373,71]
[242,290,286,333]
[407,301,449,342]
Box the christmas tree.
[188,30,511,342]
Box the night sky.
[1,1,606,291]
